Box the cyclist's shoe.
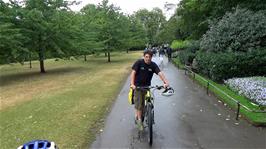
[137,120,144,131]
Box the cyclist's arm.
[158,72,169,88]
[130,70,136,89]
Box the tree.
[175,0,266,40]
[96,0,131,62]
[156,15,181,44]
[126,15,147,51]
[20,0,80,72]
[135,8,166,45]
[80,4,104,60]
[200,8,266,52]
[0,1,28,64]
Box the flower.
[225,77,266,106]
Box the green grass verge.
[172,56,265,125]
[0,51,142,148]
[187,72,266,125]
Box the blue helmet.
[17,140,58,149]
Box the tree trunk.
[108,51,110,62]
[39,47,45,73]
[126,49,129,53]
[84,55,87,61]
[29,53,32,69]
[105,52,107,57]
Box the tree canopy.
[1,0,161,71]
[3,0,265,73]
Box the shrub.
[170,40,188,50]
[196,49,266,81]
[177,40,199,65]
[200,8,266,53]
[179,50,195,65]
[197,8,266,81]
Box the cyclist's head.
[17,140,58,149]
[144,50,153,57]
[143,50,153,64]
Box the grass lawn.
[0,51,142,149]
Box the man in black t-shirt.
[130,50,169,131]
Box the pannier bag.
[128,88,135,105]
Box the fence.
[184,65,266,121]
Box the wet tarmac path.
[91,56,266,149]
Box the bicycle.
[135,85,174,146]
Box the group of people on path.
[145,46,173,60]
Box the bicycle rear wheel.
[147,103,153,146]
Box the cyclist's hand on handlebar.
[163,83,169,88]
[130,84,136,90]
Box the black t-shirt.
[132,59,161,86]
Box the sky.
[3,0,180,19]
[70,0,180,19]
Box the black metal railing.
[184,65,266,120]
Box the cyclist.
[130,50,169,131]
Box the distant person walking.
[166,47,172,62]
[159,48,164,57]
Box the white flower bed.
[224,77,266,106]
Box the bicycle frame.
[136,86,163,146]
[144,89,154,108]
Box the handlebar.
[133,85,175,97]
[135,85,164,90]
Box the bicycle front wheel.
[147,103,153,146]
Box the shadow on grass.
[0,67,88,87]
